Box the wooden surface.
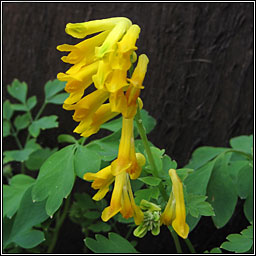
[3,2,254,253]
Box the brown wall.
[3,2,253,166]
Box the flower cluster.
[57,17,189,238]
[57,17,148,225]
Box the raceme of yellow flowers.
[57,17,189,239]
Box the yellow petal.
[75,103,119,137]
[73,89,109,121]
[117,24,140,53]
[128,54,149,89]
[65,17,131,39]
[169,169,189,239]
[92,60,112,90]
[95,19,132,58]
[101,172,126,221]
[105,69,128,93]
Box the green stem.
[168,226,182,253]
[47,195,71,253]
[134,106,169,201]
[10,123,23,149]
[35,101,47,121]
[185,238,196,253]
[25,101,47,144]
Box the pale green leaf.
[14,113,30,130]
[84,232,138,253]
[26,96,37,110]
[3,100,14,120]
[47,93,68,104]
[4,186,48,249]
[3,174,35,218]
[32,145,76,217]
[184,160,215,195]
[220,225,253,253]
[74,145,101,179]
[25,148,58,171]
[185,146,227,169]
[230,135,253,155]
[3,120,11,137]
[207,156,237,228]
[44,79,66,101]
[7,79,27,104]
[28,115,58,137]
[186,194,215,218]
[14,229,45,249]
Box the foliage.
[2,79,253,254]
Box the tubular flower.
[109,54,149,118]
[84,116,146,224]
[160,169,189,239]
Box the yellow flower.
[160,169,189,239]
[111,117,143,179]
[101,171,144,225]
[84,166,114,201]
[73,103,119,137]
[83,116,146,224]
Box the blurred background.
[2,2,254,253]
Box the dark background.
[2,2,254,254]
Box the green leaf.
[236,163,253,199]
[3,148,35,164]
[44,79,66,101]
[135,187,160,204]
[7,79,27,103]
[88,222,111,233]
[28,115,58,137]
[230,135,253,155]
[4,186,48,249]
[3,174,35,218]
[242,164,253,222]
[84,232,138,253]
[3,100,14,120]
[207,156,237,228]
[204,248,222,253]
[135,109,156,134]
[74,145,101,179]
[186,194,215,218]
[149,146,165,173]
[47,93,68,104]
[3,139,41,164]
[176,168,194,182]
[185,146,227,169]
[32,145,76,217]
[83,211,101,219]
[184,160,215,195]
[14,229,45,249]
[160,154,177,179]
[14,113,30,130]
[138,176,161,186]
[220,225,253,253]
[26,96,37,110]
[11,103,27,111]
[101,116,122,132]
[25,148,58,171]
[3,120,11,137]
[87,130,121,161]
[57,134,77,144]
